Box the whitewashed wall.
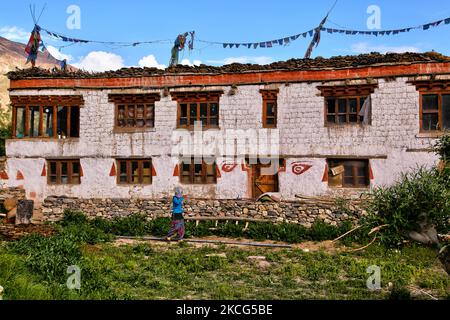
[5,77,440,204]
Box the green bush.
[433,131,450,162]
[146,217,171,236]
[53,209,360,245]
[61,209,89,227]
[388,285,412,300]
[0,125,11,157]
[366,167,450,247]
[109,214,147,236]
[60,210,114,244]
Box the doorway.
[250,160,280,199]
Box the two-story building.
[3,52,450,210]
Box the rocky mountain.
[0,36,61,125]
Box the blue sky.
[1,0,449,71]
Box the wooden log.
[184,216,269,223]
[4,198,17,211]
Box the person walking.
[166,187,185,241]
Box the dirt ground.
[113,236,346,253]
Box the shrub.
[433,131,450,162]
[59,224,113,245]
[146,217,171,236]
[53,209,360,244]
[61,209,89,227]
[0,125,11,157]
[365,167,450,247]
[109,214,147,236]
[388,285,412,300]
[308,221,341,242]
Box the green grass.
[0,210,448,300]
[1,236,448,300]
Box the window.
[413,80,450,132]
[261,90,278,128]
[420,94,450,131]
[48,159,81,185]
[180,158,217,184]
[172,91,223,130]
[327,159,369,188]
[117,159,152,185]
[109,94,160,131]
[178,102,219,129]
[326,97,366,124]
[116,104,155,129]
[318,84,377,126]
[11,96,83,139]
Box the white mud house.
[2,52,450,221]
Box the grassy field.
[1,235,448,300]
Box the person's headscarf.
[174,187,183,198]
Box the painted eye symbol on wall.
[291,162,312,176]
[221,161,238,173]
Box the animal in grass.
[0,285,3,300]
[166,187,186,241]
[408,214,450,275]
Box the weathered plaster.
[4,77,440,204]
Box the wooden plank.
[184,216,271,223]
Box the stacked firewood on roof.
[7,52,450,80]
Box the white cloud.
[138,54,166,69]
[180,59,202,66]
[0,26,30,42]
[351,42,421,54]
[45,45,73,62]
[72,51,125,72]
[207,56,274,65]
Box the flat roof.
[7,52,450,80]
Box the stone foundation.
[0,187,26,202]
[42,196,365,227]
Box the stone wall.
[0,187,25,202]
[42,196,364,227]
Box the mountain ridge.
[0,36,61,125]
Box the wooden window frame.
[116,159,152,185]
[47,159,81,185]
[260,89,279,128]
[318,84,377,127]
[172,91,223,130]
[109,94,160,132]
[412,80,450,133]
[419,92,450,132]
[327,159,370,189]
[10,96,83,139]
[179,158,217,185]
[325,96,367,125]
